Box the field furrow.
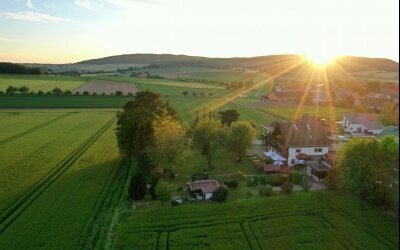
[0,112,73,145]
[0,111,115,213]
[0,116,116,233]
[0,121,122,249]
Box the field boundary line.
[224,97,287,122]
[0,116,116,234]
[310,213,356,249]
[81,157,128,250]
[0,112,75,146]
[317,193,396,248]
[128,208,331,233]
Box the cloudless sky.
[0,0,398,63]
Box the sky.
[0,0,398,63]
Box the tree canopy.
[379,102,399,126]
[226,121,257,161]
[192,119,226,169]
[336,136,399,208]
[218,109,240,127]
[151,118,187,179]
[115,90,178,174]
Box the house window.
[296,149,301,153]
[315,148,323,153]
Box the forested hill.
[77,53,399,74]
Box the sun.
[305,53,336,67]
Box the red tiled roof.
[187,180,219,193]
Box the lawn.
[0,74,86,92]
[110,191,398,249]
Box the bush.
[115,90,123,96]
[177,186,183,192]
[92,92,98,96]
[265,174,287,186]
[101,92,106,96]
[211,185,229,202]
[281,181,294,194]
[258,175,267,185]
[247,178,256,187]
[171,200,179,206]
[83,91,89,95]
[75,91,80,95]
[224,180,239,189]
[265,156,274,164]
[289,172,304,185]
[326,168,339,190]
[0,91,4,95]
[182,91,188,96]
[37,90,44,95]
[127,92,133,96]
[155,181,175,204]
[258,184,273,196]
[246,190,253,197]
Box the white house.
[342,113,384,135]
[263,120,330,166]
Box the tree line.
[1,85,133,96]
[0,62,43,75]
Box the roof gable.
[274,121,329,147]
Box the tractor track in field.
[316,193,396,249]
[0,116,116,234]
[0,112,75,146]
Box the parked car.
[338,135,349,142]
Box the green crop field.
[110,191,398,249]
[0,121,123,249]
[243,102,352,122]
[0,111,115,214]
[0,75,86,92]
[0,95,134,108]
[0,73,397,249]
[98,75,225,89]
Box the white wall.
[288,146,328,166]
[343,117,382,135]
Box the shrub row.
[247,174,288,187]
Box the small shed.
[187,180,219,200]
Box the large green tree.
[151,118,187,179]
[227,121,257,161]
[115,90,178,175]
[192,119,225,170]
[336,136,399,208]
[218,109,240,127]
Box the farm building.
[187,180,219,200]
[342,113,384,135]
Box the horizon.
[0,0,398,64]
[6,52,400,65]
